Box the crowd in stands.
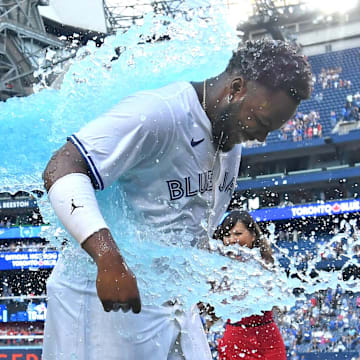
[243,110,323,147]
[0,217,11,228]
[0,236,48,252]
[279,111,322,142]
[0,279,47,298]
[0,214,44,228]
[203,289,360,359]
[0,216,37,228]
[317,67,352,90]
[0,242,46,252]
[0,322,43,346]
[339,92,360,122]
[279,289,360,354]
[243,109,324,148]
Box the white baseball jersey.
[44,82,242,360]
[69,81,242,242]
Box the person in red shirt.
[213,210,287,360]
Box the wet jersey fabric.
[43,257,212,360]
[69,81,242,241]
[43,82,241,360]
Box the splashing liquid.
[0,4,358,321]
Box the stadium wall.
[297,352,359,360]
[300,20,360,56]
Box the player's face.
[222,221,255,248]
[213,81,298,152]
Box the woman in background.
[213,210,287,360]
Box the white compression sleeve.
[47,173,109,245]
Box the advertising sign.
[250,199,360,222]
[0,200,37,210]
[0,251,58,270]
[0,348,42,359]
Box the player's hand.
[96,252,141,314]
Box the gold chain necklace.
[202,79,207,111]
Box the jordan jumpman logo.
[71,199,84,214]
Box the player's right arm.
[43,140,141,314]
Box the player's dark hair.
[226,40,313,103]
[213,210,274,264]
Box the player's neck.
[191,73,231,124]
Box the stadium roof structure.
[0,0,64,100]
[39,0,108,34]
[237,0,360,44]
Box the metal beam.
[0,0,64,100]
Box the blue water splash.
[0,10,235,180]
[1,5,358,321]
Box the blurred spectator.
[330,111,337,127]
[351,106,360,122]
[342,102,352,121]
[339,95,360,123]
[354,92,360,107]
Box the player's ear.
[229,77,247,99]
